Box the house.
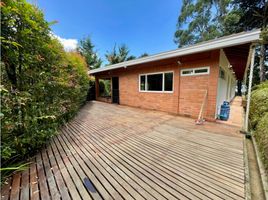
[89,30,261,121]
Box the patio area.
[1,101,245,200]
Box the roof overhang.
[90,29,261,75]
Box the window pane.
[147,74,163,91]
[140,75,146,90]
[164,72,173,91]
[182,70,194,75]
[195,68,208,74]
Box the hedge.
[1,0,89,168]
[250,81,268,172]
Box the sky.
[31,0,181,63]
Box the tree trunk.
[259,44,266,82]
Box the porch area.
[1,101,245,200]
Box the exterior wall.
[119,63,179,114]
[94,50,220,120]
[216,49,236,116]
[178,50,220,120]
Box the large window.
[139,71,173,92]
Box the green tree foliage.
[139,53,149,58]
[174,0,230,47]
[105,44,136,64]
[77,36,102,70]
[1,0,89,166]
[175,0,268,82]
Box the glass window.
[195,68,208,74]
[181,67,210,76]
[139,71,173,92]
[219,68,225,79]
[164,72,173,91]
[140,75,146,91]
[147,74,163,91]
[182,69,194,75]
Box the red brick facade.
[94,50,220,121]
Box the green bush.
[99,79,111,97]
[250,80,268,173]
[254,113,268,172]
[1,0,89,167]
[249,81,268,129]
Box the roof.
[90,29,261,74]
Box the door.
[112,77,119,104]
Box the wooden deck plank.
[69,122,202,200]
[65,124,182,200]
[46,145,71,200]
[72,120,244,200]
[36,153,50,200]
[63,125,164,200]
[9,173,21,200]
[58,128,124,200]
[51,137,90,200]
[1,177,12,200]
[77,118,245,185]
[49,139,82,200]
[41,148,61,200]
[30,160,40,200]
[20,168,29,200]
[61,127,137,200]
[54,133,103,200]
[1,101,246,200]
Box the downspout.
[244,45,256,133]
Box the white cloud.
[53,34,78,52]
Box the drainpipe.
[245,45,256,133]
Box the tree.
[139,53,149,58]
[77,36,102,69]
[105,44,136,64]
[174,0,231,47]
[228,0,268,82]
[174,0,268,82]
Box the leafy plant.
[1,0,89,169]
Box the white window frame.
[139,71,174,93]
[180,66,210,76]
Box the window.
[147,74,163,91]
[140,75,146,90]
[139,71,173,92]
[181,67,210,76]
[219,68,225,79]
[164,72,173,91]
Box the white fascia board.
[90,29,261,74]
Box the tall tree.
[174,0,268,82]
[77,37,102,70]
[105,44,136,64]
[174,0,230,47]
[227,0,268,82]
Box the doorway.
[112,77,119,104]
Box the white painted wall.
[216,49,237,116]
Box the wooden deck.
[1,101,245,200]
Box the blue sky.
[32,0,181,63]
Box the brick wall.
[178,50,220,120]
[94,50,220,120]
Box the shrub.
[254,112,268,172]
[249,81,268,129]
[1,0,89,167]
